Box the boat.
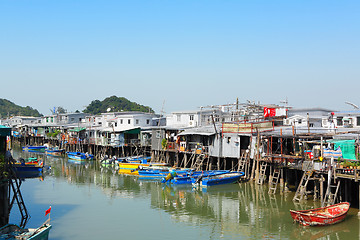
[169,170,230,185]
[290,202,350,226]
[12,157,43,178]
[0,223,52,240]
[139,167,192,180]
[66,151,94,160]
[191,171,244,187]
[22,146,46,153]
[118,158,168,175]
[45,147,64,157]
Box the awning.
[178,131,216,136]
[0,125,11,137]
[123,128,140,134]
[69,127,87,132]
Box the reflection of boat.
[45,148,64,156]
[0,223,52,240]
[290,202,350,226]
[66,151,94,160]
[191,172,244,187]
[12,157,43,178]
[22,146,46,153]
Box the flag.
[45,206,51,216]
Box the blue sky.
[1,1,359,115]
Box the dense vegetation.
[83,96,154,115]
[0,99,42,117]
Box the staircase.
[268,168,281,195]
[257,161,268,185]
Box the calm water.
[9,149,360,240]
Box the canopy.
[331,139,357,160]
[0,125,11,137]
[69,127,87,132]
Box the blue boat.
[22,146,46,153]
[66,152,94,160]
[170,170,230,185]
[191,172,244,187]
[138,168,190,180]
[12,158,43,179]
[0,223,52,240]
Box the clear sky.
[1,1,359,115]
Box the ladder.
[257,161,267,185]
[237,151,248,173]
[192,154,205,171]
[268,168,281,194]
[322,180,340,206]
[293,170,313,202]
[6,157,29,228]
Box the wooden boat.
[290,202,350,226]
[22,145,46,153]
[0,223,52,240]
[45,148,64,157]
[191,172,244,187]
[66,151,94,160]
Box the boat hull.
[290,202,350,226]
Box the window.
[146,119,150,124]
[190,115,194,121]
[128,119,131,124]
[337,117,343,126]
[120,119,123,124]
[136,119,139,124]
[177,114,181,122]
[115,122,117,127]
[71,118,74,122]
[298,119,302,124]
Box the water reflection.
[11,149,360,239]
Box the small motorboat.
[22,145,46,153]
[66,151,94,160]
[191,171,244,187]
[45,147,64,157]
[12,157,43,178]
[290,202,350,226]
[0,223,52,240]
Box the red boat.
[290,202,350,226]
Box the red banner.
[264,107,276,118]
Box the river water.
[9,149,360,240]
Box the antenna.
[345,101,359,109]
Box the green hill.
[83,96,154,115]
[0,99,42,117]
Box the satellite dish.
[107,108,111,112]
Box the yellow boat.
[118,162,170,175]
